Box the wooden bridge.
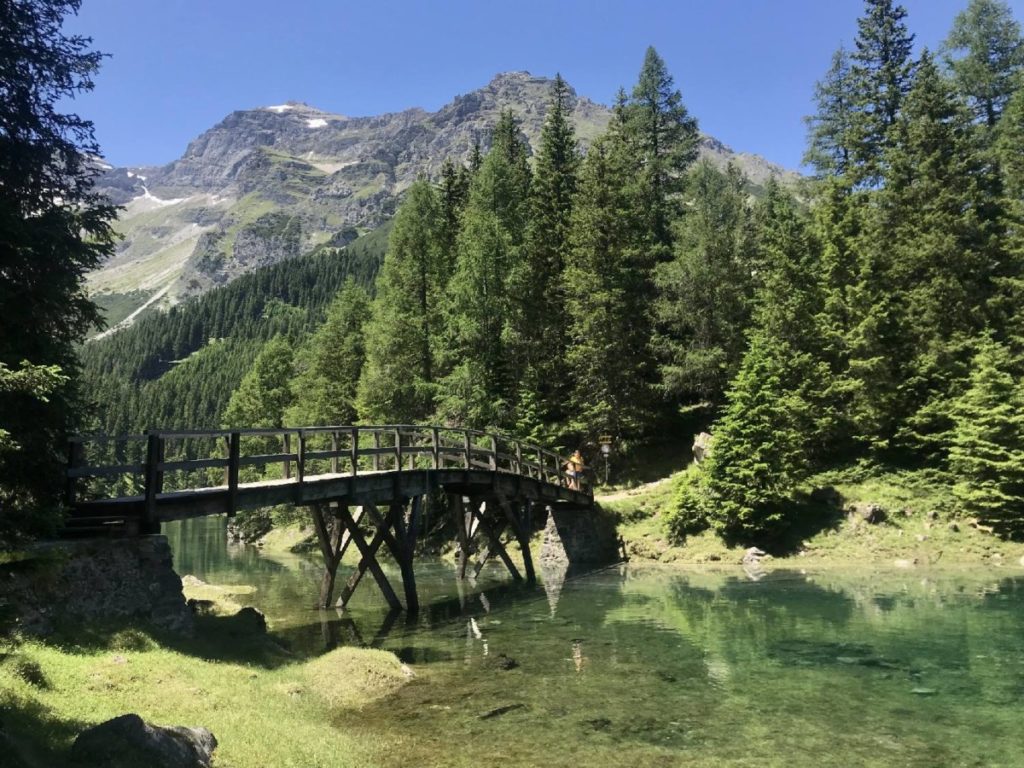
[66,425,593,613]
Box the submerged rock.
[71,714,217,768]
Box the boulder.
[71,714,216,768]
[229,606,267,634]
[691,432,712,465]
[846,502,886,524]
[810,486,843,508]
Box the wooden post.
[489,435,497,471]
[514,441,522,476]
[474,502,521,581]
[502,498,536,583]
[282,432,291,479]
[143,432,162,535]
[432,427,440,470]
[297,430,306,483]
[227,431,240,518]
[394,428,402,472]
[331,431,339,474]
[463,431,471,469]
[350,427,359,476]
[372,430,381,472]
[311,501,359,609]
[394,497,421,614]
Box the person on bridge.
[565,450,585,491]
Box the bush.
[664,466,711,542]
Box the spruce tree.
[652,161,754,405]
[357,180,446,423]
[942,0,1024,128]
[699,328,814,539]
[948,335,1024,531]
[287,279,369,426]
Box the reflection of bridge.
[66,425,594,612]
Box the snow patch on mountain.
[306,118,328,129]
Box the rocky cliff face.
[88,72,800,322]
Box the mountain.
[88,71,800,330]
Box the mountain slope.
[89,71,800,325]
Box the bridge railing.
[66,425,589,508]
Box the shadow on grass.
[717,490,848,557]
[22,612,300,671]
[0,695,89,768]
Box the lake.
[167,516,1024,767]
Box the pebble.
[911,688,937,696]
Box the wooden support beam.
[337,504,402,611]
[472,514,510,579]
[311,502,362,609]
[398,496,421,613]
[473,502,521,581]
[452,494,470,580]
[501,497,536,584]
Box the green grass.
[89,291,151,334]
[603,464,1024,568]
[0,584,409,768]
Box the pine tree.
[942,0,1024,128]
[848,0,916,185]
[653,161,754,405]
[357,180,446,423]
[621,46,699,261]
[948,335,1024,531]
[287,279,369,426]
[223,336,296,428]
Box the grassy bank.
[602,469,1024,569]
[0,580,411,767]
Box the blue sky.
[64,0,1022,171]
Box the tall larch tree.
[652,161,754,406]
[357,180,446,424]
[621,46,699,263]
[805,46,857,178]
[848,0,916,185]
[222,336,296,429]
[510,74,581,439]
[287,279,369,426]
[564,122,654,445]
[437,112,532,429]
[875,51,998,455]
[942,0,1024,129]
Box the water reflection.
[166,517,1024,767]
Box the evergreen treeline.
[81,226,387,434]
[87,0,1024,542]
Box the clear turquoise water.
[167,517,1024,767]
